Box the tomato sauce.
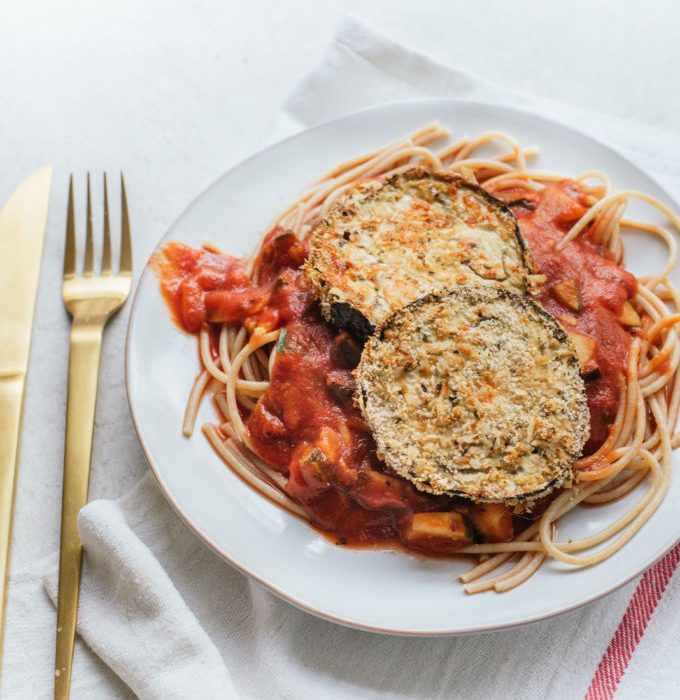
[494,182,636,453]
[155,180,636,556]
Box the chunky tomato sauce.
[156,180,636,555]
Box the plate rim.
[125,96,680,636]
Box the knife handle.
[0,374,25,678]
[54,319,104,700]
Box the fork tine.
[119,173,132,275]
[83,173,94,276]
[63,175,76,279]
[101,173,112,275]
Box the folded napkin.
[5,15,680,700]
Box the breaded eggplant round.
[355,286,589,508]
[305,168,532,340]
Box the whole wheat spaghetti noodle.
[162,124,680,594]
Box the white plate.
[126,99,680,635]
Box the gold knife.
[0,167,52,678]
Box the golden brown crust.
[304,168,533,340]
[355,286,590,508]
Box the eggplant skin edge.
[329,302,375,343]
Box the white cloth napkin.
[5,15,680,700]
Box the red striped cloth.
[585,543,680,699]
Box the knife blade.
[0,167,52,675]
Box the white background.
[1,0,679,687]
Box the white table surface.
[1,0,679,686]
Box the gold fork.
[54,174,132,699]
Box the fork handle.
[54,318,104,700]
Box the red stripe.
[585,543,680,699]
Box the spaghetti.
[155,123,680,594]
